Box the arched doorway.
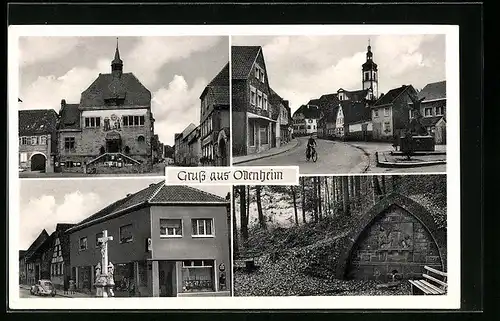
[30,153,46,172]
[218,130,228,166]
[106,131,122,153]
[336,193,446,282]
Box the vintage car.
[30,279,56,297]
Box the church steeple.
[362,39,378,100]
[111,38,123,77]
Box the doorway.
[219,137,227,166]
[30,154,46,172]
[105,132,122,153]
[158,261,176,297]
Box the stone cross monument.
[94,230,115,297]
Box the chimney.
[61,99,66,109]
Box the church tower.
[111,38,123,78]
[362,40,378,100]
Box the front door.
[31,154,46,172]
[106,139,121,153]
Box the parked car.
[30,279,56,297]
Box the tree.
[239,186,248,245]
[301,177,307,224]
[324,178,331,217]
[256,186,266,229]
[381,175,387,195]
[232,188,239,257]
[291,186,299,226]
[342,176,350,216]
[317,177,322,220]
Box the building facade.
[232,46,279,156]
[24,230,50,285]
[175,123,197,166]
[292,104,321,136]
[371,85,418,141]
[414,80,446,144]
[66,182,231,297]
[199,63,230,166]
[271,90,292,146]
[55,42,155,174]
[18,109,58,173]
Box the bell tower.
[111,38,123,78]
[362,39,378,100]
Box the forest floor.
[234,217,413,296]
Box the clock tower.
[362,40,379,100]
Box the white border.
[9,24,460,310]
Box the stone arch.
[30,152,47,171]
[217,129,229,166]
[335,193,446,281]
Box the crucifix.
[96,230,114,297]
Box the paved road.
[19,287,60,298]
[239,138,369,174]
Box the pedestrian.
[69,279,75,294]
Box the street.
[236,138,447,174]
[238,138,369,174]
[19,287,62,298]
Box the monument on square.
[94,230,115,297]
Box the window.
[260,69,265,82]
[435,106,444,116]
[364,72,370,81]
[95,232,103,247]
[260,126,269,145]
[257,91,263,108]
[192,219,214,237]
[424,107,432,117]
[138,135,145,143]
[263,94,268,110]
[64,137,75,152]
[119,224,133,243]
[84,117,101,128]
[181,260,214,293]
[160,219,183,237]
[31,136,38,145]
[123,115,145,126]
[373,109,379,118]
[250,86,256,106]
[40,136,47,145]
[308,119,313,123]
[255,66,260,79]
[20,137,29,145]
[249,122,255,146]
[409,110,416,119]
[79,237,88,251]
[384,108,389,116]
[20,152,28,162]
[307,125,311,129]
[384,122,391,133]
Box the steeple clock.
[362,40,379,100]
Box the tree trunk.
[381,175,387,195]
[256,186,265,229]
[232,188,239,257]
[324,178,330,217]
[301,177,307,224]
[317,177,323,220]
[239,186,248,246]
[392,175,400,193]
[342,176,350,216]
[373,176,382,201]
[291,186,299,226]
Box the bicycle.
[306,145,318,162]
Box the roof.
[231,46,261,80]
[293,104,322,119]
[418,81,446,102]
[80,73,151,108]
[59,103,80,129]
[341,100,371,124]
[373,85,410,107]
[181,123,197,138]
[209,63,229,87]
[343,89,369,102]
[24,229,50,261]
[201,63,230,106]
[55,223,76,232]
[19,250,27,260]
[67,182,228,232]
[19,109,58,136]
[420,116,445,127]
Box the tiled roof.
[67,182,227,232]
[418,80,446,102]
[80,73,151,108]
[59,103,80,130]
[19,109,58,136]
[345,89,369,102]
[55,223,76,232]
[19,250,27,260]
[209,63,229,87]
[374,85,410,107]
[24,229,49,261]
[182,123,197,137]
[206,63,230,106]
[294,105,322,119]
[231,46,261,80]
[420,116,445,127]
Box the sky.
[18,36,229,146]
[19,179,230,249]
[232,34,446,114]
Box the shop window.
[119,224,133,243]
[160,219,183,237]
[260,126,269,145]
[79,237,88,251]
[181,260,214,293]
[191,219,214,237]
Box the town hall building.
[56,41,157,174]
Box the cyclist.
[306,133,317,159]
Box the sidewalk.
[232,139,300,164]
[20,284,92,298]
